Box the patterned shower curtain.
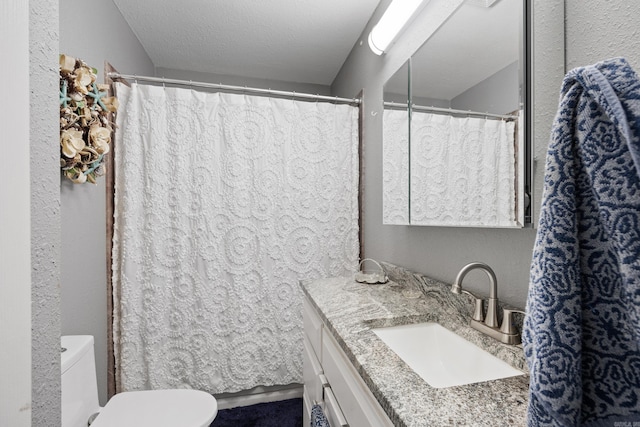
[112,83,359,394]
[410,112,517,227]
[382,108,409,225]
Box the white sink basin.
[372,322,524,388]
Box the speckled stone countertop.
[300,262,529,427]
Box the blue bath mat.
[210,398,303,427]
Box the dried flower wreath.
[59,55,118,184]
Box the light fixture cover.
[368,0,426,55]
[466,0,499,8]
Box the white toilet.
[61,335,218,427]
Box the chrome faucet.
[451,262,522,345]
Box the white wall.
[565,0,640,71]
[30,0,61,425]
[0,2,32,426]
[59,0,154,405]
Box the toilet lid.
[90,389,218,427]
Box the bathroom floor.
[210,398,303,427]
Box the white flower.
[60,128,85,158]
[59,54,76,73]
[102,96,120,113]
[74,67,95,94]
[89,125,111,154]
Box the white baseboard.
[215,385,304,410]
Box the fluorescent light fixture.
[368,0,427,55]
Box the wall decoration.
[59,54,118,184]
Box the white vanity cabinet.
[302,297,394,427]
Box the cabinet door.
[322,328,394,427]
[303,298,323,362]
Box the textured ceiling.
[112,0,380,86]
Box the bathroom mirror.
[382,0,531,228]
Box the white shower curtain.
[410,112,516,227]
[382,108,409,225]
[112,83,359,394]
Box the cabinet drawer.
[322,328,394,427]
[303,335,323,406]
[303,298,323,362]
[324,385,349,427]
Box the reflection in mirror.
[411,0,521,115]
[410,110,521,226]
[383,0,529,228]
[411,0,526,227]
[382,61,410,225]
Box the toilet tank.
[61,336,100,427]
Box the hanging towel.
[310,404,330,427]
[524,57,640,426]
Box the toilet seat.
[90,389,218,427]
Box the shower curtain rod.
[107,72,361,105]
[383,101,518,120]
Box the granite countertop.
[300,262,529,427]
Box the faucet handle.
[460,289,484,322]
[499,309,525,335]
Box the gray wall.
[386,60,519,113]
[59,0,154,405]
[451,61,520,114]
[156,67,331,95]
[332,1,562,307]
[30,0,61,424]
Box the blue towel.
[310,403,330,427]
[524,57,640,426]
